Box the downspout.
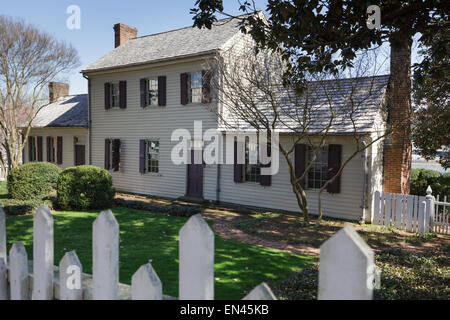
[360,136,368,223]
[82,74,92,165]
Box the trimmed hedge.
[57,165,115,210]
[0,198,54,216]
[114,198,202,217]
[410,168,450,198]
[8,162,61,200]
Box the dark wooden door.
[75,145,86,166]
[186,150,203,198]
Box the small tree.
[0,15,80,174]
[206,41,399,223]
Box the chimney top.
[48,82,69,104]
[114,23,138,48]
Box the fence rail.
[373,186,450,235]
[0,206,380,300]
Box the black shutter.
[105,139,111,170]
[46,137,51,162]
[57,137,63,165]
[140,79,147,108]
[260,142,272,186]
[234,140,244,183]
[158,76,166,106]
[327,144,342,193]
[202,70,212,104]
[37,136,43,161]
[295,144,306,188]
[119,81,127,109]
[28,137,33,161]
[180,73,188,105]
[139,139,147,174]
[104,83,111,110]
[112,139,121,171]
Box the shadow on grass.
[5,207,315,300]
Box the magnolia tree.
[0,15,80,175]
[204,41,401,223]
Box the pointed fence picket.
[0,205,382,300]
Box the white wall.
[24,127,88,169]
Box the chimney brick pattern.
[114,23,137,48]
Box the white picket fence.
[373,186,450,235]
[0,206,380,300]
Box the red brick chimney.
[114,23,137,48]
[48,82,69,104]
[383,36,412,194]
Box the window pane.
[189,72,202,103]
[148,79,158,106]
[147,140,159,173]
[307,146,329,189]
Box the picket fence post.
[93,210,119,300]
[318,225,375,300]
[0,257,7,300]
[59,251,83,300]
[9,242,29,300]
[179,214,214,300]
[32,206,54,300]
[0,208,6,265]
[418,200,426,236]
[425,186,434,233]
[243,283,276,300]
[132,262,163,300]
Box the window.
[147,78,158,106]
[47,137,56,163]
[110,83,119,108]
[30,137,37,162]
[188,72,202,104]
[244,137,260,183]
[147,140,159,173]
[307,146,329,189]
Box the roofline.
[81,49,218,75]
[19,125,88,129]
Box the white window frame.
[110,82,120,109]
[146,139,160,174]
[188,72,202,104]
[48,136,56,163]
[244,137,260,183]
[307,145,329,190]
[147,78,158,106]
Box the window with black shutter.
[104,83,111,109]
[260,142,271,186]
[180,73,188,105]
[295,144,306,188]
[234,140,244,183]
[37,137,43,161]
[119,81,127,109]
[327,144,342,194]
[105,139,111,170]
[158,76,166,106]
[112,139,121,171]
[202,70,212,104]
[57,137,63,165]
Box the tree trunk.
[383,33,412,194]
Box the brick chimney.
[114,23,137,48]
[383,35,412,194]
[49,82,69,103]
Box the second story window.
[189,72,202,104]
[148,78,158,106]
[110,83,119,108]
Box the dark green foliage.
[410,169,450,198]
[272,250,449,300]
[7,162,61,200]
[57,165,115,210]
[1,198,54,216]
[115,198,202,217]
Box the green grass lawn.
[4,208,315,299]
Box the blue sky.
[1,0,268,95]
[2,1,419,95]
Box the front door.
[186,149,203,198]
[75,145,86,166]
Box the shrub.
[57,165,115,210]
[114,198,202,217]
[8,162,61,200]
[410,168,450,198]
[0,198,54,216]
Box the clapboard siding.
[218,135,366,220]
[89,59,219,200]
[24,128,88,169]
